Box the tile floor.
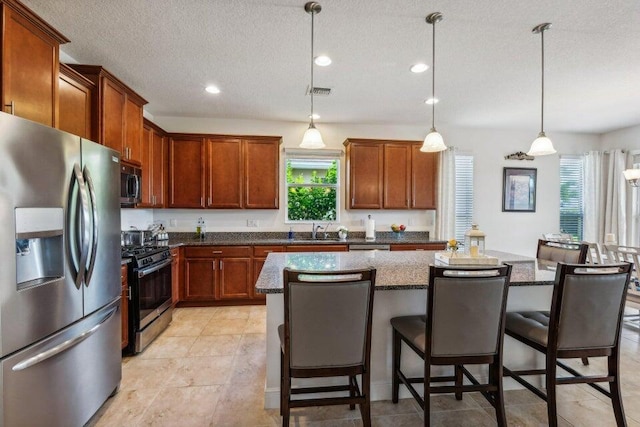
[88,305,640,426]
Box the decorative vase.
[338,230,347,241]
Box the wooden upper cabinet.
[139,125,153,207]
[383,143,411,209]
[169,135,205,208]
[411,145,438,209]
[151,128,167,207]
[67,65,147,165]
[345,140,383,209]
[244,138,279,209]
[345,139,438,210]
[58,63,93,139]
[206,138,243,208]
[1,0,68,127]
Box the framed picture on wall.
[502,167,537,212]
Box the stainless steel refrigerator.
[0,112,122,426]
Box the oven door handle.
[137,258,172,278]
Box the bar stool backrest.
[283,268,376,370]
[428,265,511,358]
[537,239,588,264]
[551,263,631,351]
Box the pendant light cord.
[540,29,545,134]
[310,9,315,126]
[431,19,436,130]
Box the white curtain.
[583,149,633,245]
[583,151,602,243]
[435,147,456,239]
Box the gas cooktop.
[121,245,171,268]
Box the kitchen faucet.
[311,223,323,240]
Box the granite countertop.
[164,231,445,247]
[255,249,557,294]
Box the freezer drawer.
[1,298,122,427]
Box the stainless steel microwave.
[120,164,141,206]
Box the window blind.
[559,155,584,240]
[455,154,474,242]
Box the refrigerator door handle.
[83,166,99,286]
[72,164,90,288]
[11,306,118,372]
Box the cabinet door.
[58,66,92,139]
[101,79,125,155]
[383,143,411,209]
[347,142,383,209]
[124,96,143,165]
[151,131,167,207]
[170,248,180,305]
[206,138,242,208]
[219,258,252,300]
[184,258,216,300]
[411,145,438,209]
[244,139,279,209]
[253,259,266,300]
[138,125,153,207]
[120,265,128,350]
[2,5,60,127]
[169,137,205,208]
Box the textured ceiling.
[22,0,640,134]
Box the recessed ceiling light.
[410,63,429,73]
[309,114,320,120]
[425,98,439,105]
[314,55,332,66]
[205,85,220,94]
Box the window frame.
[284,149,342,224]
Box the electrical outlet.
[247,219,259,227]
[169,219,177,227]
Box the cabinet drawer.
[253,246,285,257]
[390,243,446,251]
[184,246,251,258]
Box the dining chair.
[504,262,632,427]
[279,267,376,427]
[603,244,640,318]
[536,239,588,263]
[390,264,512,427]
[582,241,605,265]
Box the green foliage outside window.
[287,160,338,221]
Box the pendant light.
[527,23,556,156]
[300,2,325,149]
[420,12,446,153]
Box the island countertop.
[255,249,557,293]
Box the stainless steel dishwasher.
[348,244,390,251]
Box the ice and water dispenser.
[15,208,64,290]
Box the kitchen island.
[255,250,558,408]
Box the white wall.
[600,123,640,151]
[121,116,600,256]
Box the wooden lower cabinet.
[120,265,129,350]
[170,247,180,305]
[286,245,348,252]
[390,243,446,251]
[182,246,254,305]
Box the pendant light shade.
[300,2,325,149]
[527,23,556,156]
[420,12,446,153]
[301,123,324,149]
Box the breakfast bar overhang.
[255,250,558,408]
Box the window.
[454,154,474,242]
[285,151,340,222]
[559,155,584,240]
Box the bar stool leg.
[454,365,463,400]
[491,359,507,427]
[546,355,559,427]
[392,329,401,404]
[424,358,431,427]
[609,351,627,426]
[349,375,356,410]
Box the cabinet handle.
[351,198,354,206]
[220,260,223,270]
[127,286,132,300]
[208,197,211,205]
[212,262,216,271]
[264,250,273,253]
[4,101,14,115]
[211,251,222,254]
[201,197,204,206]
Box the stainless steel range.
[122,245,173,354]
